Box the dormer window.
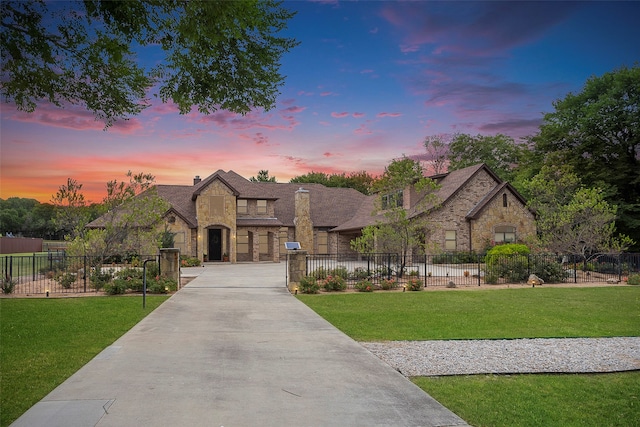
[382,190,403,210]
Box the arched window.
[494,226,516,243]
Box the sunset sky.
[2,1,639,203]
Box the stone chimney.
[193,175,201,185]
[294,188,314,253]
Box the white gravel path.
[361,337,640,377]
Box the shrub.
[380,278,398,290]
[484,273,499,285]
[103,281,127,295]
[406,277,422,291]
[180,256,201,267]
[146,277,178,293]
[310,266,329,280]
[432,252,478,264]
[485,244,531,283]
[322,275,347,291]
[627,274,640,286]
[298,276,320,294]
[56,272,77,289]
[531,258,568,283]
[90,267,114,291]
[1,275,16,294]
[350,267,370,280]
[330,265,349,279]
[408,269,420,277]
[354,279,374,292]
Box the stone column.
[287,250,308,292]
[159,248,180,286]
[294,188,314,253]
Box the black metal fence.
[304,252,640,289]
[1,253,160,295]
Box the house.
[90,164,536,261]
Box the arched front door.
[208,229,222,261]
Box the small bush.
[56,272,77,289]
[180,256,201,267]
[484,273,499,285]
[380,278,398,290]
[354,279,374,292]
[104,281,127,295]
[627,274,640,286]
[146,277,178,293]
[350,267,370,280]
[310,266,329,280]
[406,277,422,291]
[531,258,568,283]
[115,267,144,292]
[330,265,349,279]
[90,268,113,291]
[323,275,347,291]
[408,269,420,277]
[298,276,320,294]
[1,276,16,294]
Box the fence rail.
[1,254,160,294]
[304,253,640,289]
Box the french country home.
[90,163,536,262]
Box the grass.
[297,287,640,341]
[298,286,640,427]
[0,296,169,427]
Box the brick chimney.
[193,175,201,185]
[294,188,314,253]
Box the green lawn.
[0,296,169,427]
[298,286,640,427]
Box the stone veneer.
[195,180,236,262]
[294,188,314,253]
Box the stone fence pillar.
[287,250,308,293]
[160,248,180,286]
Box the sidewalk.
[11,263,469,427]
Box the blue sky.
[2,0,639,202]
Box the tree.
[51,178,89,239]
[1,1,298,127]
[423,134,450,174]
[532,65,640,250]
[447,133,525,182]
[69,171,169,260]
[250,170,276,182]
[290,171,377,194]
[525,164,634,258]
[351,157,439,276]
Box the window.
[317,231,328,254]
[382,190,403,209]
[445,230,456,251]
[237,230,249,254]
[495,226,516,243]
[237,199,247,214]
[503,193,508,208]
[259,232,268,254]
[257,200,267,214]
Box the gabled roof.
[466,181,531,220]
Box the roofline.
[192,172,240,200]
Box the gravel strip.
[361,337,640,377]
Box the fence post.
[387,253,392,279]
[423,254,427,288]
[32,253,36,281]
[83,255,87,292]
[477,253,481,286]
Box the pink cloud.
[331,112,350,118]
[281,105,307,114]
[352,112,366,118]
[376,112,403,118]
[360,69,374,74]
[2,103,143,133]
[320,92,336,97]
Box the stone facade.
[294,189,314,253]
[195,180,236,262]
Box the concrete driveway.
[11,263,469,427]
